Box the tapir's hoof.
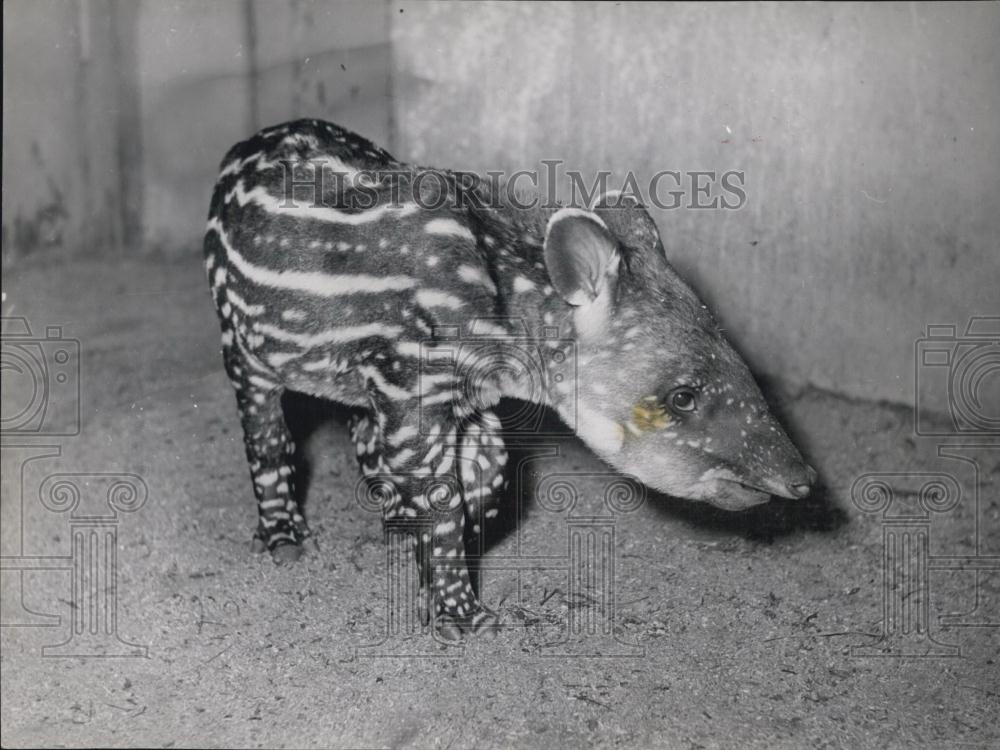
[435,609,501,641]
[302,537,320,554]
[251,534,315,561]
[417,589,432,628]
[271,542,304,564]
[436,616,463,642]
[471,611,502,640]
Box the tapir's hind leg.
[349,410,383,478]
[224,343,310,562]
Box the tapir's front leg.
[371,401,499,640]
[459,409,509,546]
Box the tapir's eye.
[667,387,697,413]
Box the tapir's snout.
[765,463,818,500]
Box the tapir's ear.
[543,209,619,306]
[592,191,667,264]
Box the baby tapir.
[203,118,816,639]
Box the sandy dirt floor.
[1,255,997,749]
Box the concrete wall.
[3,1,998,411]
[390,2,1000,408]
[2,0,391,259]
[2,0,137,261]
[135,0,391,251]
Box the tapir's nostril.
[787,482,812,498]
[787,465,818,498]
[804,464,818,485]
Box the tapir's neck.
[463,203,586,411]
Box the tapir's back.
[202,119,523,403]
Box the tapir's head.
[543,195,816,510]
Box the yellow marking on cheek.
[630,396,671,432]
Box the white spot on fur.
[387,424,418,446]
[457,264,498,294]
[415,289,464,310]
[425,218,475,243]
[396,341,422,358]
[359,365,411,401]
[513,276,535,293]
[266,351,298,368]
